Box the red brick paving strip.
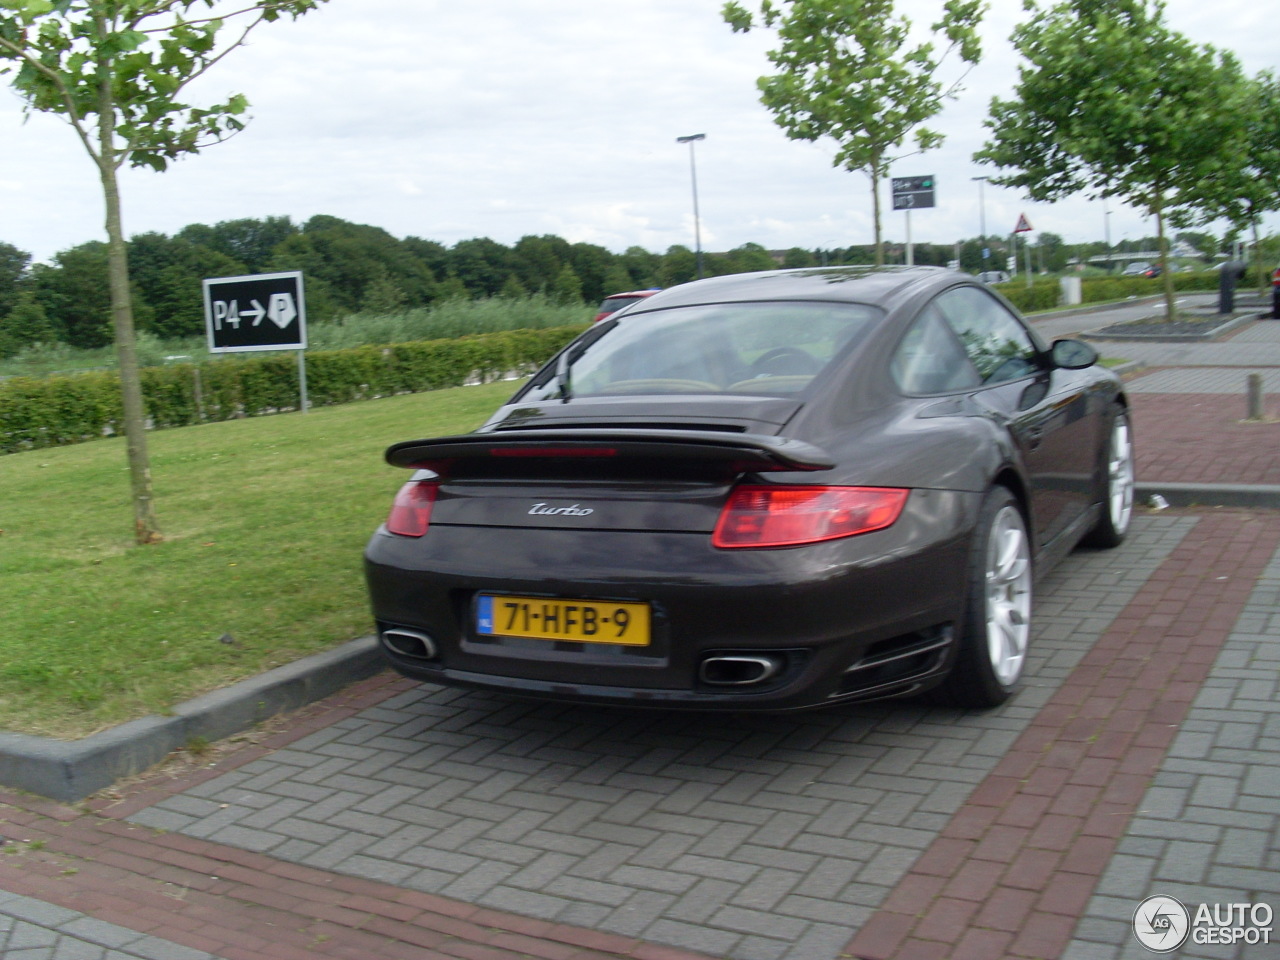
[1130,391,1280,485]
[844,510,1280,960]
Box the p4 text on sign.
[204,271,307,353]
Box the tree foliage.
[723,0,985,265]
[1174,70,1280,291]
[975,0,1251,318]
[0,0,329,543]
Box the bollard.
[1219,260,1247,314]
[1247,373,1264,421]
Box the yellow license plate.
[477,594,651,646]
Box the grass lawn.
[0,379,519,740]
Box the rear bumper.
[364,488,978,711]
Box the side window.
[891,305,982,395]
[933,287,1043,385]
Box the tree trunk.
[1152,194,1177,322]
[97,53,161,544]
[870,167,884,267]
[1252,216,1265,297]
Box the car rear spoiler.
[385,428,834,476]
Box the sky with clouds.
[0,0,1275,265]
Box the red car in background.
[593,289,659,322]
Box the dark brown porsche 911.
[364,266,1133,711]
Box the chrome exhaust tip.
[699,655,783,686]
[381,628,437,660]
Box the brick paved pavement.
[2,306,1279,960]
[1129,395,1280,486]
[113,517,1189,960]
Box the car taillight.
[386,480,438,537]
[713,485,908,549]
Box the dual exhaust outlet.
[383,629,784,688]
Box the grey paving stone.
[54,919,140,951]
[0,901,80,928]
[605,890,680,937]
[0,900,230,960]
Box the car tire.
[1080,405,1134,549]
[935,487,1032,709]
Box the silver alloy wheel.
[985,505,1032,687]
[1108,415,1135,535]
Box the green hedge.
[0,325,586,455]
[992,279,1062,313]
[989,268,1239,314]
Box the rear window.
[523,301,879,400]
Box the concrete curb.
[1137,481,1280,511]
[0,636,384,803]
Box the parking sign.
[204,271,307,353]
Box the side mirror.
[1050,338,1098,370]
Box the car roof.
[622,265,962,313]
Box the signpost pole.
[890,177,935,266]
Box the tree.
[1034,231,1068,273]
[1175,231,1217,258]
[550,263,583,305]
[270,216,437,315]
[620,246,660,289]
[658,245,697,287]
[0,289,55,357]
[449,237,516,298]
[33,241,114,348]
[177,215,298,275]
[723,0,984,266]
[599,263,633,297]
[513,234,571,294]
[1175,71,1280,293]
[975,0,1251,320]
[726,242,777,273]
[0,241,31,317]
[566,242,614,303]
[782,247,815,268]
[0,0,327,544]
[126,230,245,338]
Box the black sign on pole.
[891,175,936,210]
[203,271,306,353]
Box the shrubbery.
[0,325,584,454]
[992,279,1062,312]
[992,268,1233,313]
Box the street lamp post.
[972,176,988,274]
[677,133,706,280]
